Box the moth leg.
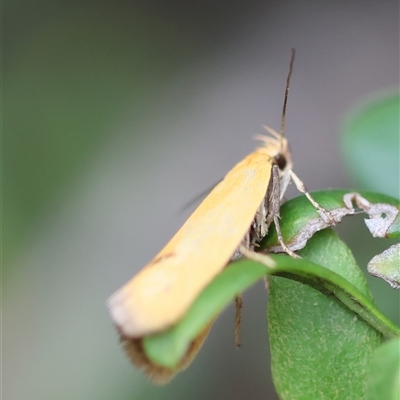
[233,230,252,347]
[234,295,243,347]
[270,166,300,258]
[289,170,335,225]
[278,167,292,201]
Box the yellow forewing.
[108,143,276,337]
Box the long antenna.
[280,48,295,139]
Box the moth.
[108,49,332,383]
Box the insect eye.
[276,154,287,170]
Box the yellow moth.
[108,50,332,382]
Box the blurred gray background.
[4,1,399,399]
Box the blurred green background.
[4,1,399,399]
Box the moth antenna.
[280,48,295,149]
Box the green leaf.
[341,93,400,198]
[143,231,399,370]
[142,190,399,382]
[268,229,383,400]
[367,338,400,400]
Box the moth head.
[255,126,293,174]
[275,135,292,174]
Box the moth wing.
[108,148,273,337]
